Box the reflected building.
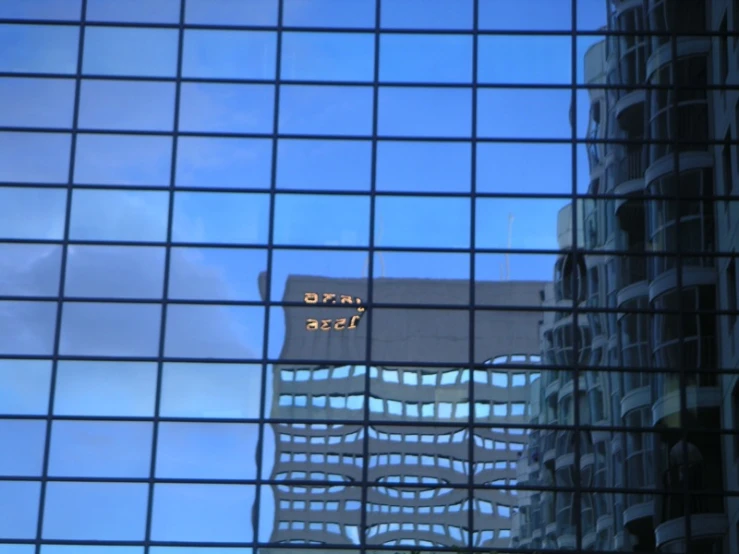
[261,274,546,550]
[512,1,739,552]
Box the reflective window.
[0,481,40,539]
[0,243,63,297]
[281,32,374,82]
[69,189,169,242]
[477,88,572,139]
[0,0,82,20]
[377,141,471,193]
[283,0,375,28]
[276,139,372,191]
[0,360,51,416]
[0,132,71,183]
[151,484,256,542]
[0,78,75,128]
[178,83,274,134]
[48,421,152,478]
[78,80,176,132]
[74,134,172,186]
[42,482,148,540]
[0,187,66,240]
[160,363,262,419]
[380,0,473,29]
[0,419,46,476]
[380,34,472,83]
[478,36,572,84]
[83,27,178,77]
[0,301,57,356]
[475,198,570,250]
[279,85,374,136]
[175,137,273,189]
[185,0,278,26]
[183,30,277,80]
[59,302,162,357]
[86,0,180,23]
[54,361,157,417]
[172,192,270,244]
[378,87,472,137]
[478,0,571,30]
[0,25,79,74]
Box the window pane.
[478,0,571,30]
[64,245,166,299]
[0,301,57,356]
[375,196,470,249]
[151,484,255,542]
[178,83,274,134]
[83,27,178,77]
[42,482,148,540]
[279,85,373,136]
[59,302,162,357]
[475,198,569,250]
[175,137,272,189]
[69,189,169,242]
[0,420,46,476]
[476,253,558,284]
[0,132,71,184]
[183,30,277,80]
[0,0,81,20]
[276,139,372,191]
[0,78,75,128]
[48,421,152,478]
[156,423,259,479]
[0,188,66,240]
[283,0,375,28]
[42,548,144,554]
[378,87,472,137]
[0,24,79,74]
[380,34,472,83]
[273,194,370,246]
[168,247,267,302]
[54,361,157,417]
[380,0,473,29]
[376,141,471,193]
[281,32,374,82]
[0,481,40,539]
[478,36,572,84]
[477,88,572,139]
[164,305,264,359]
[160,363,262,419]
[185,0,278,26]
[86,0,180,23]
[78,80,176,132]
[0,243,62,297]
[0,360,51,416]
[476,142,574,194]
[172,192,269,244]
[74,134,172,186]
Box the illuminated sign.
[303,292,366,331]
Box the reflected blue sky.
[0,0,611,548]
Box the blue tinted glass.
[178,83,274,134]
[0,132,71,183]
[283,0,375,27]
[378,87,472,137]
[0,360,51,416]
[279,85,373,136]
[83,27,178,77]
[183,30,277,80]
[0,187,66,240]
[478,36,572,84]
[478,0,571,30]
[86,0,180,23]
[0,0,82,20]
[273,194,370,246]
[0,301,57,356]
[380,34,472,83]
[477,88,572,139]
[276,139,372,191]
[0,78,75,128]
[0,24,79,73]
[185,0,278,26]
[0,481,40,539]
[42,482,148,540]
[42,548,144,554]
[0,420,46,476]
[0,244,62,297]
[176,137,273,189]
[281,32,374,81]
[376,141,471,193]
[381,0,472,29]
[475,198,570,250]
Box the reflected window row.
[0,0,612,31]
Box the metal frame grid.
[0,0,737,553]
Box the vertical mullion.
[359,0,381,552]
[254,0,284,549]
[143,0,185,551]
[34,2,88,552]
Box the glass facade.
[0,1,738,553]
